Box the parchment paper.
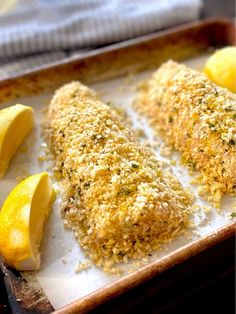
[0,55,235,310]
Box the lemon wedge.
[0,172,54,270]
[0,104,34,178]
[204,46,236,93]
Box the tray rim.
[0,17,235,313]
[55,223,235,314]
[0,17,234,85]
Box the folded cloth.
[0,0,202,80]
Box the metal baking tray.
[0,18,235,313]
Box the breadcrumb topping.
[48,81,192,272]
[134,61,236,207]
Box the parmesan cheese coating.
[48,82,192,271]
[134,61,236,207]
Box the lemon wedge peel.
[0,104,34,178]
[204,46,236,93]
[0,172,54,271]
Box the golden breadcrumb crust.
[134,61,236,207]
[48,81,192,272]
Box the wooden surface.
[0,0,235,313]
[92,235,235,314]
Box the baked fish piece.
[48,81,192,272]
[134,61,236,207]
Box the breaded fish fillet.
[134,61,236,207]
[48,81,192,271]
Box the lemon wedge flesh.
[0,172,54,270]
[204,46,236,93]
[0,104,33,178]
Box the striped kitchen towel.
[0,0,202,80]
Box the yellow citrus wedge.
[0,172,54,270]
[0,104,34,178]
[204,46,236,93]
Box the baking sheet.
[0,54,235,310]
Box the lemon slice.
[204,46,236,93]
[0,172,54,270]
[0,104,34,178]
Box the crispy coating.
[134,61,236,207]
[48,81,192,271]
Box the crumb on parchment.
[75,261,91,273]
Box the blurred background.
[0,0,234,80]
